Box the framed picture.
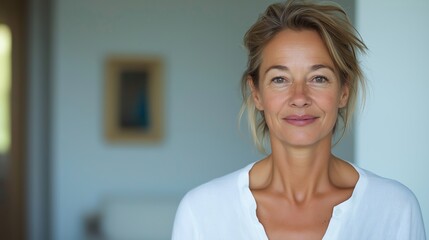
[105,56,163,143]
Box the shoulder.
[355,166,421,210]
[182,163,252,206]
[173,163,254,235]
[173,162,259,239]
[345,166,426,239]
[177,162,255,215]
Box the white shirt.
[172,162,426,240]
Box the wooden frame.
[105,56,163,143]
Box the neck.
[262,137,336,204]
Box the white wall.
[356,0,429,235]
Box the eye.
[271,76,287,84]
[312,75,329,84]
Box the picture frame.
[105,56,163,143]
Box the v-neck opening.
[239,161,366,240]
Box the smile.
[284,115,319,126]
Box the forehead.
[260,29,334,70]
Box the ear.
[248,77,264,111]
[338,83,349,108]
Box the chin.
[272,131,331,148]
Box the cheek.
[327,97,341,112]
[324,86,346,107]
[260,91,285,112]
[315,91,341,113]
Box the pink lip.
[284,115,318,126]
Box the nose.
[289,82,311,108]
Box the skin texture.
[249,29,359,240]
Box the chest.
[257,202,331,239]
[252,189,353,240]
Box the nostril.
[290,97,311,108]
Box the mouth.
[284,115,319,126]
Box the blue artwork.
[119,70,150,130]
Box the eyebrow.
[264,64,336,75]
[264,65,289,74]
[311,64,335,73]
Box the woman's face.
[250,29,349,148]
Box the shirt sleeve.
[171,194,199,240]
[397,193,426,240]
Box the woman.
[172,1,426,239]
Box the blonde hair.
[240,0,367,153]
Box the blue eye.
[272,77,286,84]
[313,76,328,83]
